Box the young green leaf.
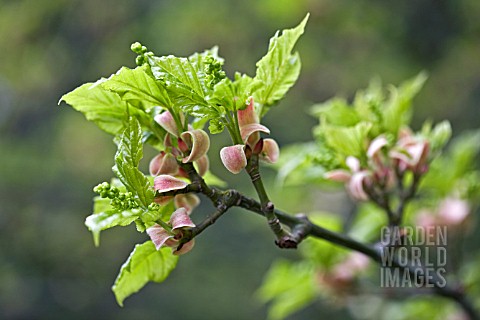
[113,117,154,207]
[59,80,149,135]
[257,259,316,320]
[254,14,309,116]
[382,72,427,135]
[85,207,140,246]
[112,241,179,306]
[148,55,207,106]
[319,121,372,159]
[207,73,262,112]
[102,65,172,111]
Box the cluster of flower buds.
[317,252,370,294]
[93,182,139,211]
[416,197,471,228]
[325,128,430,201]
[147,207,196,255]
[220,97,280,174]
[146,110,211,255]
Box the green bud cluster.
[204,56,226,90]
[93,182,139,211]
[131,42,152,66]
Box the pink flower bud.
[174,194,201,214]
[237,97,259,127]
[194,155,209,177]
[154,175,188,193]
[170,207,196,230]
[438,197,470,226]
[154,196,174,205]
[348,171,371,201]
[146,225,176,250]
[149,152,179,176]
[180,129,210,163]
[324,170,352,183]
[220,145,247,174]
[346,156,361,172]
[240,123,270,147]
[367,135,388,159]
[173,239,195,255]
[259,138,280,164]
[155,111,179,137]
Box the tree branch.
[155,164,478,320]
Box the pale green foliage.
[112,241,179,306]
[257,260,317,320]
[102,65,172,110]
[299,213,346,268]
[254,14,309,116]
[59,16,309,307]
[348,203,387,242]
[59,80,148,135]
[113,117,154,208]
[278,73,435,181]
[420,129,480,200]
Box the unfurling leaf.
[112,241,178,306]
[59,81,148,135]
[113,117,154,207]
[102,65,172,110]
[254,14,309,116]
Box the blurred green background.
[1,0,479,319]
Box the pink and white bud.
[390,138,429,173]
[348,171,371,201]
[367,135,388,159]
[324,170,352,183]
[154,175,188,193]
[346,156,361,172]
[240,123,270,147]
[220,145,247,174]
[155,111,179,137]
[170,207,196,230]
[154,195,174,205]
[173,239,195,255]
[194,155,209,177]
[180,129,210,163]
[174,193,201,215]
[149,152,179,176]
[146,225,176,250]
[438,197,470,226]
[237,97,259,127]
[259,138,280,164]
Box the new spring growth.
[220,97,280,174]
[93,182,139,210]
[146,207,196,255]
[325,128,431,201]
[131,42,152,66]
[204,55,226,90]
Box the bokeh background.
[1,0,479,319]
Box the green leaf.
[319,121,372,158]
[59,80,148,135]
[114,117,154,207]
[382,72,427,134]
[85,206,140,246]
[254,14,309,115]
[257,260,316,320]
[311,97,360,127]
[102,65,172,110]
[148,54,207,107]
[207,73,262,112]
[112,241,179,306]
[299,212,346,268]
